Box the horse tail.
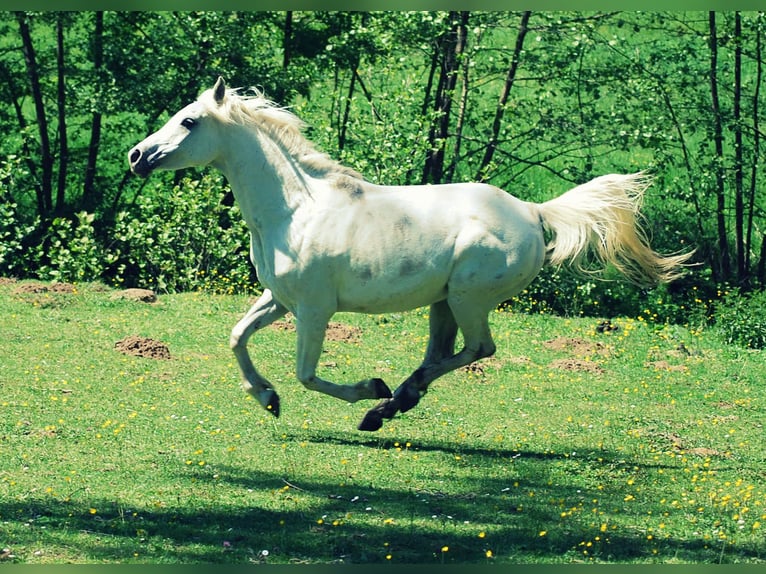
[534,172,692,286]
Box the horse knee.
[229,327,244,351]
[297,372,321,392]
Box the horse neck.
[213,125,313,232]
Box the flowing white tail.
[534,172,692,286]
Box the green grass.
[0,279,764,564]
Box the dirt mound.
[270,319,362,342]
[644,360,687,372]
[111,288,157,303]
[543,337,608,356]
[325,322,362,342]
[13,283,51,294]
[50,282,77,293]
[12,282,77,294]
[115,335,171,360]
[548,358,605,374]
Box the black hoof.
[358,398,400,431]
[372,378,393,399]
[265,392,280,418]
[357,411,383,432]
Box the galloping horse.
[128,77,691,431]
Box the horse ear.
[213,76,226,105]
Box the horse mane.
[198,86,365,183]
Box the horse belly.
[337,264,449,314]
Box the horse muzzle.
[128,145,154,177]
[129,142,175,177]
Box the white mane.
[198,86,365,182]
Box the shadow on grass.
[1,432,762,564]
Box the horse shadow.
[1,430,756,564]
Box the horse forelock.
[198,86,364,182]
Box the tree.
[475,10,531,183]
[82,11,103,211]
[422,11,469,184]
[16,11,54,218]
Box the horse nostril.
[129,148,141,164]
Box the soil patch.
[270,319,362,343]
[115,335,171,360]
[11,282,77,295]
[543,337,608,356]
[659,432,727,458]
[325,322,362,343]
[548,358,605,374]
[645,360,687,372]
[111,288,157,303]
[270,319,296,332]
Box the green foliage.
[107,174,255,293]
[713,288,766,349]
[0,173,257,294]
[36,211,106,283]
[2,11,764,317]
[0,204,36,278]
[0,156,36,276]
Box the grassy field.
[0,278,764,564]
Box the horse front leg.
[230,289,288,416]
[295,308,392,403]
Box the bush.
[106,174,256,293]
[713,288,766,349]
[36,211,108,283]
[0,156,37,278]
[0,201,37,278]
[507,262,715,327]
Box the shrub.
[713,288,766,349]
[106,174,256,293]
[36,211,107,283]
[0,201,37,277]
[0,156,37,277]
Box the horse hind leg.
[358,299,495,432]
[395,299,459,413]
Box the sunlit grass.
[0,279,763,563]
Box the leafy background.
[1,11,765,333]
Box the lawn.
[0,279,763,564]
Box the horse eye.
[181,117,197,129]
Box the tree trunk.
[16,11,53,218]
[407,45,439,185]
[445,27,472,183]
[708,11,731,280]
[55,13,68,215]
[0,62,40,190]
[476,11,531,183]
[733,11,745,282]
[746,12,762,278]
[83,11,104,211]
[339,69,356,151]
[422,11,469,185]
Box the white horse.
[128,77,691,431]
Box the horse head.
[128,77,228,177]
